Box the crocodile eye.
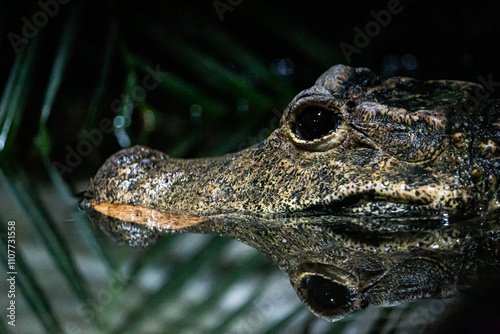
[295,107,340,140]
[304,275,351,309]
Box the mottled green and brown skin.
[85,65,500,321]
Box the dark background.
[0,0,499,332]
[2,1,500,168]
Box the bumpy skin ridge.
[85,65,500,321]
[88,65,499,218]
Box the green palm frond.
[2,1,495,332]
[0,2,323,332]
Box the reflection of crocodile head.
[281,217,500,321]
[84,65,500,321]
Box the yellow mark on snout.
[92,202,206,229]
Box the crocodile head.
[84,65,500,321]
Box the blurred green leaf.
[36,2,81,157]
[0,163,100,328]
[0,215,63,333]
[0,36,37,152]
[0,1,461,333]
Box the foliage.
[2,1,496,332]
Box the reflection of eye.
[295,107,340,141]
[304,275,351,309]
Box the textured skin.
[84,65,500,321]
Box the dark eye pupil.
[295,107,339,140]
[305,275,351,309]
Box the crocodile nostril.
[303,275,351,310]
